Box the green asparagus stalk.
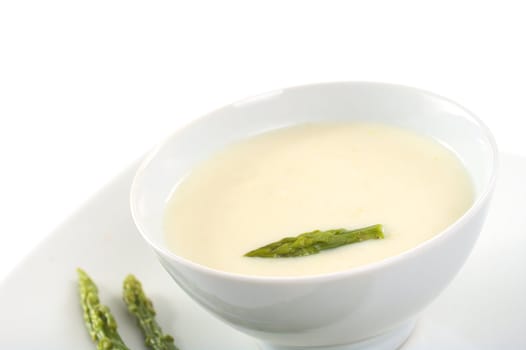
[244,224,384,258]
[123,275,179,350]
[77,268,130,350]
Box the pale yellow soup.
[164,123,474,276]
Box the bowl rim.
[130,81,499,284]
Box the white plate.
[1,153,525,349]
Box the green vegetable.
[244,224,384,258]
[77,268,130,350]
[123,275,179,350]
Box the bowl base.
[257,319,416,350]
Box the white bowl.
[130,82,498,350]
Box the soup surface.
[164,123,474,276]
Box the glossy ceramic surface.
[130,83,498,348]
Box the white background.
[0,0,525,282]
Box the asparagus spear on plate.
[244,224,384,258]
[123,275,179,350]
[77,268,130,350]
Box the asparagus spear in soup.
[245,224,384,258]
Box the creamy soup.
[164,123,474,276]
